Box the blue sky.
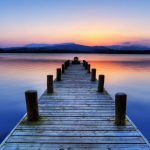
[0,0,150,47]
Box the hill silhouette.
[0,43,150,54]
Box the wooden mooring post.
[67,60,70,67]
[98,75,105,92]
[83,60,86,67]
[83,61,86,68]
[85,62,88,70]
[64,61,68,69]
[25,90,39,121]
[72,57,80,64]
[115,93,127,126]
[56,68,61,81]
[91,68,96,81]
[87,64,91,73]
[62,64,65,73]
[47,75,53,93]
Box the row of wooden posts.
[25,59,127,126]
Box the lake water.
[0,53,150,142]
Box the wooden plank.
[6,136,145,144]
[12,130,140,137]
[1,143,150,150]
[16,125,135,131]
[39,109,114,112]
[38,106,115,109]
[39,103,114,109]
[20,120,131,126]
[25,116,116,121]
[41,95,112,99]
[37,112,115,116]
[39,102,114,106]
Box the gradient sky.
[0,0,150,47]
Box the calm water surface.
[0,53,150,142]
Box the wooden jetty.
[1,58,150,150]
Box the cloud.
[121,42,132,45]
[120,40,150,47]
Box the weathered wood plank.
[6,136,145,144]
[1,143,150,150]
[16,125,135,131]
[38,112,115,116]
[39,110,115,113]
[39,105,115,109]
[39,104,115,107]
[20,120,131,126]
[39,101,114,105]
[41,95,111,99]
[12,130,140,137]
[24,116,116,121]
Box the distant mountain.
[25,43,52,48]
[25,43,150,51]
[25,43,110,52]
[25,43,75,48]
[107,44,150,51]
[1,42,150,54]
[46,43,91,51]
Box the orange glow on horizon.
[1,19,150,47]
[1,35,146,47]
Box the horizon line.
[1,42,150,49]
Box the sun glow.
[0,0,150,47]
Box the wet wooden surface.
[1,64,150,150]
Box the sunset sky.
[0,0,150,47]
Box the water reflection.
[0,53,150,142]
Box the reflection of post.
[115,93,127,126]
[98,75,105,92]
[25,90,39,121]
[91,69,96,81]
[47,75,53,93]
